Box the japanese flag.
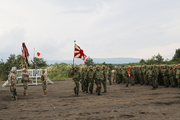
[35,49,43,58]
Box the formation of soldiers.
[8,64,180,100]
[115,64,180,91]
[72,64,180,96]
[72,65,107,96]
[8,67,48,100]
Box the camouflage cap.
[96,65,100,68]
[89,65,92,68]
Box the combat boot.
[110,83,112,85]
[97,93,101,95]
[42,94,47,97]
[24,93,28,96]
[76,93,79,96]
[15,96,18,100]
[125,85,128,87]
[151,87,156,90]
[102,90,106,93]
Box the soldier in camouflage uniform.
[72,66,81,96]
[22,68,29,96]
[176,64,180,90]
[87,65,94,94]
[169,66,175,87]
[94,65,103,95]
[124,67,129,87]
[108,68,112,85]
[84,67,89,93]
[163,65,170,87]
[151,65,158,90]
[41,69,48,96]
[102,66,107,93]
[9,67,18,100]
[138,66,143,85]
[130,66,135,86]
[80,67,85,92]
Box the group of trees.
[0,54,47,81]
[1,49,180,81]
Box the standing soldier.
[22,68,29,96]
[164,65,170,87]
[87,65,94,94]
[108,68,112,85]
[152,65,158,90]
[169,66,175,87]
[176,64,180,91]
[41,69,48,96]
[9,67,18,100]
[94,65,103,95]
[102,66,107,93]
[130,66,135,86]
[72,66,81,96]
[124,67,129,87]
[84,67,89,93]
[139,66,143,85]
[80,67,85,92]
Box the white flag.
[34,48,43,58]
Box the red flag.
[128,67,131,78]
[74,43,87,64]
[115,67,116,73]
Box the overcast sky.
[0,0,180,60]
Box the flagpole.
[73,40,76,69]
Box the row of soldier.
[9,67,47,100]
[72,64,180,96]
[115,64,180,90]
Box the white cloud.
[0,0,180,60]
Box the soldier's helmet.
[96,65,100,68]
[11,67,17,73]
[89,65,92,68]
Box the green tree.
[85,57,94,66]
[172,49,180,62]
[139,59,146,64]
[155,53,164,64]
[31,57,47,68]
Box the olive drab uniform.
[108,69,112,85]
[138,67,143,85]
[73,69,81,95]
[152,67,158,89]
[22,72,29,95]
[130,68,135,86]
[164,66,169,87]
[87,67,94,94]
[176,66,180,88]
[124,68,129,87]
[102,67,107,92]
[169,66,175,87]
[94,67,103,95]
[80,69,85,92]
[41,73,47,95]
[10,73,18,100]
[84,69,89,93]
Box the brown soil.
[0,80,180,120]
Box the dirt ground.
[0,80,180,120]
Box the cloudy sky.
[0,0,180,61]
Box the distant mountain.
[46,57,142,65]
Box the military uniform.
[41,71,48,96]
[152,66,158,90]
[87,66,94,94]
[176,65,180,88]
[124,68,129,87]
[73,68,81,96]
[9,67,18,100]
[84,68,89,93]
[94,66,103,95]
[22,68,29,96]
[102,66,107,92]
[80,68,85,92]
[108,68,112,85]
[130,67,135,86]
[163,66,169,87]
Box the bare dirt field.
[0,80,180,120]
